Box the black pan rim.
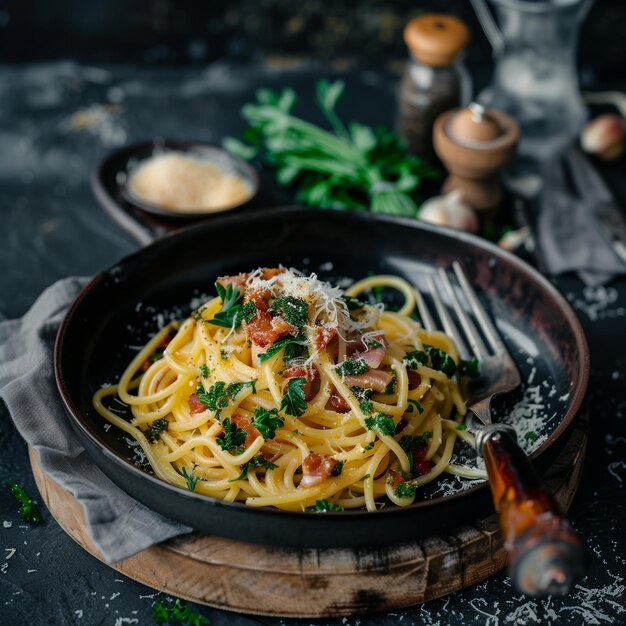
[54,206,590,521]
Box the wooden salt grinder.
[433,103,519,212]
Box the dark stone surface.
[1,61,625,625]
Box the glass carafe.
[473,0,593,165]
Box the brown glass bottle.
[397,14,471,165]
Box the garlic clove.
[419,190,479,233]
[499,226,532,253]
[580,114,626,161]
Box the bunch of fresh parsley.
[224,80,437,217]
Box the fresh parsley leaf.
[7,481,42,524]
[145,418,169,443]
[306,499,344,512]
[341,295,367,310]
[403,350,428,370]
[216,417,248,452]
[394,481,417,498]
[361,441,375,452]
[364,413,396,436]
[252,407,284,439]
[424,345,457,378]
[199,364,210,378]
[331,460,345,476]
[456,423,467,431]
[350,386,373,415]
[152,599,210,626]
[525,431,538,443]
[406,399,424,414]
[147,347,165,363]
[270,295,309,329]
[280,377,308,417]
[226,380,257,399]
[459,357,480,378]
[207,282,249,328]
[196,381,228,413]
[241,300,257,323]
[181,465,200,492]
[258,336,306,363]
[335,357,369,376]
[230,455,277,481]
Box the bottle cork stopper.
[403,14,470,67]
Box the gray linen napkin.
[0,277,191,563]
[537,147,626,287]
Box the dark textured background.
[1,1,626,625]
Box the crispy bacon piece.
[187,394,205,414]
[244,310,280,347]
[216,273,248,291]
[246,286,270,311]
[271,316,298,336]
[300,453,339,488]
[408,371,422,390]
[230,413,262,448]
[329,390,350,413]
[345,369,392,393]
[353,345,386,369]
[313,325,338,352]
[388,469,404,490]
[259,267,286,280]
[408,441,432,476]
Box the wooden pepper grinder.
[433,103,519,212]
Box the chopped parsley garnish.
[403,350,428,370]
[7,481,42,524]
[259,336,307,363]
[459,357,480,378]
[207,282,251,328]
[399,432,432,468]
[424,345,457,378]
[456,423,467,431]
[341,295,367,310]
[361,441,375,452]
[196,381,228,413]
[252,407,284,439]
[145,418,169,443]
[147,347,165,363]
[199,364,210,378]
[383,372,397,395]
[280,377,308,417]
[225,380,257,399]
[220,349,230,360]
[216,417,247,452]
[306,499,345,512]
[152,599,210,626]
[270,295,309,329]
[230,455,277,481]
[335,357,369,377]
[181,465,200,492]
[331,460,345,476]
[350,386,373,415]
[406,399,424,414]
[361,473,371,480]
[525,431,538,443]
[394,481,417,498]
[364,413,396,436]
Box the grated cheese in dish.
[127,151,253,212]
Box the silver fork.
[416,261,586,598]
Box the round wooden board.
[29,418,587,618]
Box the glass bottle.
[397,14,472,165]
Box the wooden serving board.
[29,418,587,618]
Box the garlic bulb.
[418,190,479,233]
[581,114,626,161]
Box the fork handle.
[481,427,586,597]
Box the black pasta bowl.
[54,207,589,548]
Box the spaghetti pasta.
[93,268,486,512]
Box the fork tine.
[452,261,504,352]
[437,268,488,358]
[425,274,469,357]
[414,287,436,331]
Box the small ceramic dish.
[93,139,260,223]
